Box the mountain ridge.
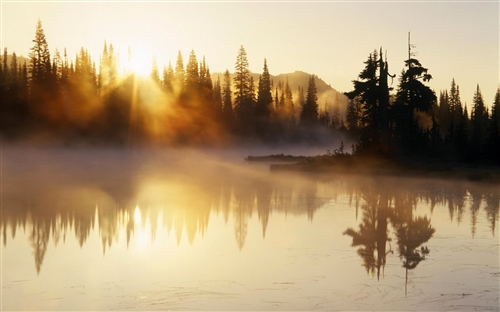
[211,70,348,117]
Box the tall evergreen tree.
[29,20,51,87]
[233,45,254,129]
[455,103,469,158]
[346,51,380,151]
[213,75,223,116]
[378,49,392,148]
[486,88,500,163]
[1,48,7,86]
[256,58,272,120]
[162,61,174,93]
[174,51,185,93]
[10,51,18,84]
[300,75,318,126]
[150,54,160,85]
[437,90,450,138]
[284,78,294,121]
[346,97,361,132]
[185,50,199,91]
[449,79,461,126]
[393,53,435,150]
[222,69,233,127]
[470,84,488,158]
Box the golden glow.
[134,222,152,251]
[124,45,153,77]
[134,206,141,225]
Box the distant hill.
[212,70,348,119]
[3,54,30,67]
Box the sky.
[1,1,498,108]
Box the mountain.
[212,70,348,119]
[3,54,30,67]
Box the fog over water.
[1,145,499,311]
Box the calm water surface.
[2,147,499,311]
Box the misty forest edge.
[2,21,500,168]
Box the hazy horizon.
[1,1,498,107]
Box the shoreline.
[246,154,500,183]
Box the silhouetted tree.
[213,75,223,116]
[392,55,435,151]
[470,84,488,160]
[437,90,450,138]
[283,78,295,125]
[233,46,254,133]
[346,96,361,133]
[300,75,318,126]
[256,58,273,120]
[29,20,51,87]
[150,55,160,85]
[346,51,381,152]
[222,69,233,128]
[162,61,174,93]
[485,88,500,163]
[174,50,185,94]
[185,50,199,92]
[455,103,469,159]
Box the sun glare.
[134,206,142,224]
[125,46,153,77]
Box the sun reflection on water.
[134,206,141,225]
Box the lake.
[1,147,499,311]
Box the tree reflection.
[344,189,392,280]
[392,215,434,296]
[29,219,50,275]
[344,178,436,295]
[484,190,499,235]
[1,151,498,274]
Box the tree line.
[1,21,498,165]
[345,43,500,164]
[1,20,339,146]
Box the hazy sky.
[1,1,498,107]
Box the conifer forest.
[1,21,499,165]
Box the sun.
[124,46,154,77]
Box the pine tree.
[449,79,461,125]
[346,97,360,132]
[256,58,272,120]
[470,84,488,159]
[455,103,469,158]
[174,51,185,93]
[297,86,305,110]
[0,51,5,95]
[222,69,233,126]
[213,75,223,116]
[378,49,391,148]
[233,46,254,128]
[393,53,435,150]
[61,48,69,85]
[274,87,279,111]
[486,88,500,163]
[10,51,18,84]
[29,20,51,87]
[438,90,450,138]
[163,61,174,93]
[284,78,294,124]
[199,57,206,86]
[185,50,199,90]
[346,51,380,151]
[300,75,318,126]
[150,54,160,85]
